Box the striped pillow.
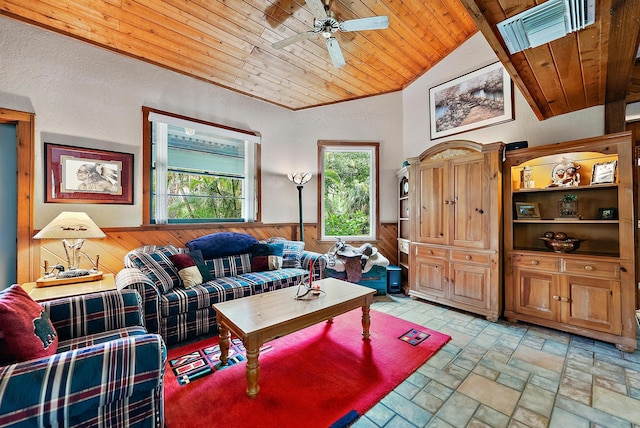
[126,247,180,294]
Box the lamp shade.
[33,212,106,240]
[287,172,312,185]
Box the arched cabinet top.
[414,140,503,162]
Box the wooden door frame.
[0,108,35,284]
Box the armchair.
[0,289,165,427]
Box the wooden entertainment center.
[405,140,503,322]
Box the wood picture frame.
[45,143,133,204]
[590,160,617,185]
[429,62,514,139]
[515,202,541,219]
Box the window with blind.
[143,108,260,224]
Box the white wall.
[0,16,402,228]
[402,33,605,159]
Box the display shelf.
[397,167,410,292]
[514,219,619,224]
[503,131,636,352]
[512,183,618,194]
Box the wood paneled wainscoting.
[32,223,399,282]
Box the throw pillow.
[186,232,258,259]
[0,285,58,364]
[126,247,181,293]
[250,242,284,272]
[169,250,213,288]
[267,238,305,269]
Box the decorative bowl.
[539,237,584,253]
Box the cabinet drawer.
[415,246,448,259]
[450,250,491,265]
[512,254,559,271]
[564,259,620,279]
[398,239,410,254]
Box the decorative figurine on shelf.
[548,158,581,188]
[520,166,534,189]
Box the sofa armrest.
[0,334,165,427]
[301,251,327,280]
[42,289,144,342]
[116,268,162,335]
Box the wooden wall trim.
[0,108,35,284]
[35,222,398,282]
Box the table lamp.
[33,211,106,286]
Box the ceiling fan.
[272,0,389,68]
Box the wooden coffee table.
[211,277,376,398]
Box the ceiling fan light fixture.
[272,0,389,68]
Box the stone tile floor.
[356,294,640,428]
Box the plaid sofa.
[0,289,165,428]
[116,245,326,345]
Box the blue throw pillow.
[266,238,305,269]
[186,232,258,259]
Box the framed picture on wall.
[45,143,133,204]
[429,62,514,139]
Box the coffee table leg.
[219,322,231,365]
[362,304,371,340]
[245,339,261,398]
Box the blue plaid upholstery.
[206,253,252,278]
[117,246,326,345]
[0,289,165,428]
[125,246,181,294]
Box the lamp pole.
[287,172,312,243]
[297,184,304,242]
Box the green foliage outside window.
[166,172,242,220]
[323,151,371,236]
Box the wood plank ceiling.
[1,0,639,118]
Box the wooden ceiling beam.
[458,0,546,120]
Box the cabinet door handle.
[428,250,433,255]
[584,265,594,271]
[465,255,472,260]
[552,295,560,301]
[560,297,569,302]
[531,260,539,265]
[444,200,450,205]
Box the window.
[143,107,260,224]
[318,141,379,241]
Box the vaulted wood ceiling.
[1,0,639,119]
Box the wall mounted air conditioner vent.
[497,0,595,54]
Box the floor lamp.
[287,172,312,242]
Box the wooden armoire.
[408,140,503,321]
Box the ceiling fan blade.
[272,31,314,49]
[340,16,389,32]
[305,0,327,21]
[326,37,346,68]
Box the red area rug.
[164,309,450,428]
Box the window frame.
[317,141,380,242]
[142,107,261,225]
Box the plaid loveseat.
[116,244,326,345]
[0,289,165,427]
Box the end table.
[22,273,116,302]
